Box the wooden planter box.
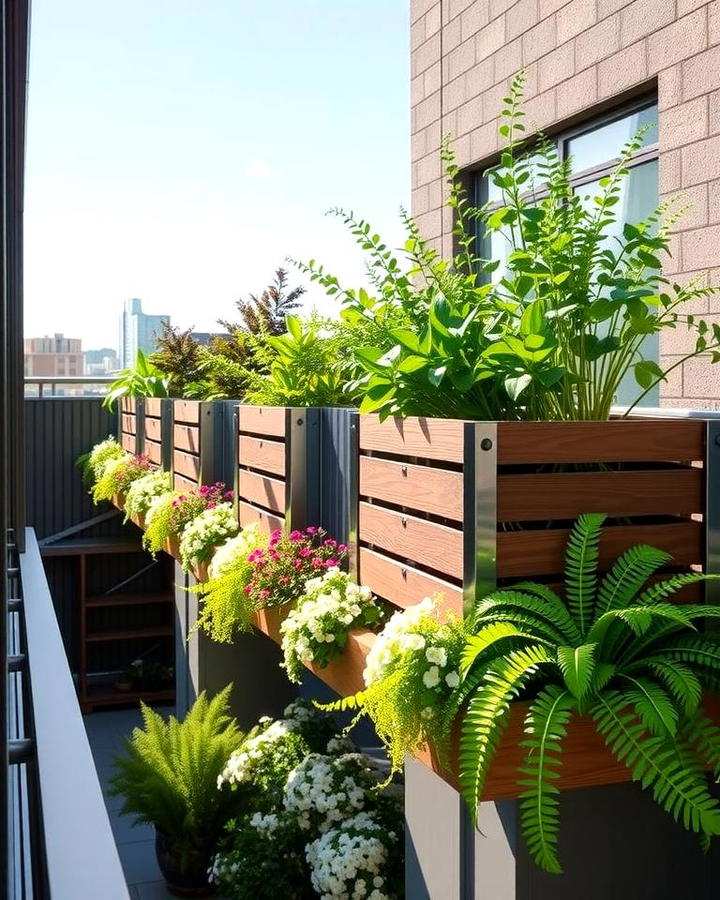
[171,399,202,492]
[119,396,141,454]
[236,405,288,535]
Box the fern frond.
[315,691,367,713]
[470,591,575,644]
[512,582,582,644]
[648,662,702,716]
[556,644,597,700]
[634,573,719,607]
[518,686,575,874]
[564,513,605,636]
[595,544,671,617]
[647,636,720,683]
[621,675,679,737]
[459,645,552,825]
[684,710,720,780]
[592,691,720,836]
[461,623,547,677]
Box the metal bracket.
[463,422,497,618]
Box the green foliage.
[150,324,207,397]
[103,350,169,411]
[219,267,305,337]
[108,687,245,864]
[193,553,260,642]
[457,514,720,873]
[142,491,181,554]
[78,436,125,485]
[91,453,151,503]
[299,72,720,421]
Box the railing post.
[285,407,321,531]
[462,422,498,617]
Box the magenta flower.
[299,547,311,558]
[324,558,339,568]
[248,549,264,563]
[323,539,337,548]
[337,544,348,553]
[289,530,303,542]
[305,526,318,535]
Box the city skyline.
[23,0,410,349]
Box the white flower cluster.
[362,596,435,686]
[218,719,294,788]
[179,502,239,571]
[284,752,379,832]
[306,811,395,900]
[124,469,172,520]
[280,568,378,682]
[207,522,264,579]
[248,811,281,835]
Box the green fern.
[108,686,245,867]
[455,514,720,874]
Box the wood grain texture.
[145,398,163,417]
[498,468,705,521]
[238,469,285,514]
[238,501,284,535]
[146,440,162,465]
[238,435,285,477]
[238,404,286,438]
[359,457,463,521]
[173,424,200,454]
[173,399,200,424]
[360,415,465,462]
[145,417,162,442]
[120,397,136,414]
[359,547,463,614]
[497,521,704,579]
[173,448,200,482]
[121,433,135,453]
[121,414,136,435]
[497,419,705,464]
[359,503,463,580]
[174,473,199,493]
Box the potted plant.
[109,685,245,897]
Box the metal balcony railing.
[7,528,129,899]
[24,376,115,397]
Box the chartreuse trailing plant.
[123,468,172,521]
[298,71,720,421]
[108,686,245,870]
[453,513,720,874]
[280,568,384,683]
[142,482,233,555]
[91,452,152,503]
[323,597,465,775]
[77,436,125,485]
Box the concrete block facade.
[411,0,720,408]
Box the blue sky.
[24,0,410,350]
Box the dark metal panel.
[318,407,355,544]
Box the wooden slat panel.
[120,397,136,413]
[174,473,198,493]
[359,503,463,580]
[173,449,200,482]
[173,399,200,424]
[146,440,162,465]
[360,415,464,463]
[121,414,136,435]
[121,433,135,453]
[359,547,463,614]
[238,501,283,535]
[497,420,705,464]
[145,417,162,442]
[359,457,463,521]
[497,522,704,579]
[498,468,704,521]
[238,470,285,514]
[145,398,163,417]
[174,424,200,454]
[238,435,285,477]
[238,405,286,438]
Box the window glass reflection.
[565,104,658,175]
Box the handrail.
[18,529,130,899]
[24,376,115,397]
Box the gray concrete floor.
[84,705,176,900]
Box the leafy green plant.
[452,514,720,873]
[108,686,245,869]
[77,436,125,485]
[103,350,169,411]
[219,267,305,337]
[91,453,152,503]
[299,72,720,421]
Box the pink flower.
[323,539,337,548]
[324,558,339,568]
[223,490,234,501]
[259,589,271,599]
[279,575,290,585]
[337,544,348,553]
[311,557,323,568]
[299,547,311,558]
[293,560,303,570]
[243,585,252,595]
[305,526,318,535]
[248,549,264,563]
[269,550,280,561]
[289,530,303,542]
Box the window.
[473,98,660,406]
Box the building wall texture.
[410,0,720,408]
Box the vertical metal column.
[285,407,321,531]
[160,398,173,471]
[462,421,498,616]
[134,397,145,456]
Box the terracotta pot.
[154,830,215,898]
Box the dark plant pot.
[154,830,216,898]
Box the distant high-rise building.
[84,347,119,375]
[24,333,84,378]
[118,298,169,368]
